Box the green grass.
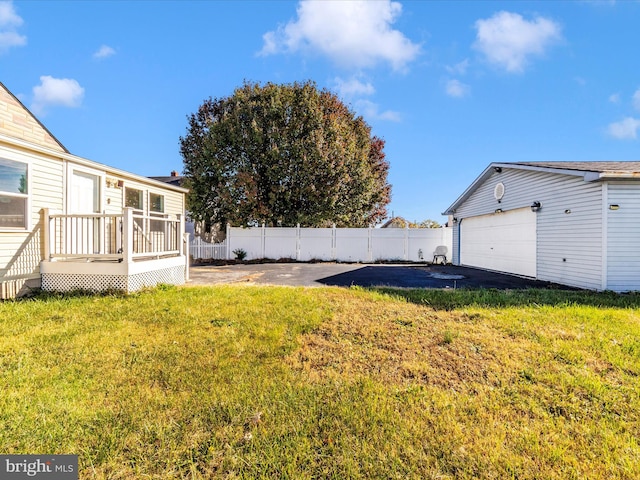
[1,285,639,479]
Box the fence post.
[184,232,190,280]
[404,224,409,261]
[261,222,266,259]
[368,226,373,262]
[226,223,231,260]
[332,224,337,260]
[296,223,301,261]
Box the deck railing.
[43,208,184,262]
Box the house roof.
[443,161,640,215]
[381,216,408,228]
[0,80,69,154]
[148,175,184,187]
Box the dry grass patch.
[288,289,530,391]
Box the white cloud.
[607,117,640,140]
[445,59,470,76]
[0,0,22,27]
[93,44,116,59]
[334,77,375,98]
[259,0,421,71]
[355,99,401,122]
[445,79,470,98]
[633,88,640,111]
[0,1,25,53]
[31,76,85,115]
[473,11,562,73]
[609,93,620,104]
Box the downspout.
[456,218,462,266]
[601,182,608,291]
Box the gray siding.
[452,168,603,290]
[606,182,640,292]
[536,176,602,290]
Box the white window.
[149,192,164,214]
[0,158,28,229]
[149,192,166,232]
[125,187,143,212]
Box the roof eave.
[442,163,497,215]
[0,132,189,194]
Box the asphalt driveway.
[188,263,566,290]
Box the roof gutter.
[588,172,640,181]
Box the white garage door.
[460,207,536,277]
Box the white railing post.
[261,222,266,259]
[42,208,50,261]
[123,207,134,264]
[296,223,301,261]
[178,214,184,255]
[99,213,105,254]
[226,223,231,260]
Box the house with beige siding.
[444,162,640,292]
[0,81,188,299]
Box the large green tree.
[180,81,391,228]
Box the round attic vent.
[494,182,505,201]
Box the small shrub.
[233,248,248,261]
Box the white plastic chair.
[432,245,448,264]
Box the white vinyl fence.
[190,225,452,263]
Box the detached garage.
[444,162,640,292]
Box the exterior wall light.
[609,204,620,210]
[530,201,542,212]
[494,166,502,173]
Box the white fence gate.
[190,225,452,263]
[189,236,228,260]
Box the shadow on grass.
[371,287,640,310]
[11,284,178,303]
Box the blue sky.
[1,0,639,224]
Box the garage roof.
[443,161,640,215]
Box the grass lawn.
[1,285,639,479]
